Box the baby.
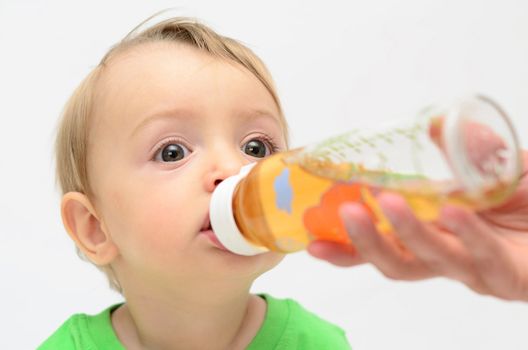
[39,15,351,349]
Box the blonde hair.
[55,15,289,293]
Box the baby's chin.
[201,248,285,281]
[243,251,285,277]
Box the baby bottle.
[210,95,523,255]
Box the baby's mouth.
[200,216,212,232]
[200,213,228,251]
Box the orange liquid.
[232,150,509,253]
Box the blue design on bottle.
[274,167,293,214]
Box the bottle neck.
[209,162,269,256]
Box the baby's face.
[87,42,286,290]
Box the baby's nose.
[203,153,247,193]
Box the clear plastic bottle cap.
[209,163,269,256]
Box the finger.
[476,152,528,240]
[339,202,429,280]
[440,205,511,294]
[378,192,477,283]
[307,241,364,267]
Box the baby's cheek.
[127,192,192,252]
[102,175,196,267]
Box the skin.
[60,42,287,349]
[308,150,528,301]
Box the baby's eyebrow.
[131,109,193,138]
[233,108,281,125]
[131,107,281,138]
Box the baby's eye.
[154,142,191,162]
[243,137,278,158]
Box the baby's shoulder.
[37,304,124,350]
[253,294,351,349]
[37,314,84,350]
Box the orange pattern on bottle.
[303,183,378,245]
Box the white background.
[1,1,528,349]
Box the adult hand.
[308,150,528,301]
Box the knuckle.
[475,254,498,273]
[378,263,414,281]
[380,268,402,280]
[462,274,485,292]
[394,218,419,237]
[394,221,424,247]
[422,258,446,274]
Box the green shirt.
[38,294,351,349]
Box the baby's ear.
[61,192,118,265]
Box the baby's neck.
[111,292,267,350]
